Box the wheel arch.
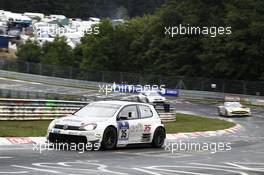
[150,124,166,141]
[104,125,117,133]
[101,125,118,150]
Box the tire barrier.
[0,98,176,122]
[0,98,87,120]
[159,112,176,122]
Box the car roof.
[144,91,160,95]
[224,102,241,105]
[92,100,152,106]
[144,90,159,93]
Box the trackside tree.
[15,0,264,81]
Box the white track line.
[12,165,60,174]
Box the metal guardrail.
[1,59,264,96]
[0,68,263,108]
[179,89,264,106]
[0,69,102,90]
[0,69,264,103]
[0,88,89,101]
[0,98,176,122]
[179,90,224,101]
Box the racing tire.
[217,108,222,116]
[146,98,150,103]
[101,127,117,150]
[224,110,229,117]
[152,127,166,148]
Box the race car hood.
[55,114,110,126]
[147,96,165,101]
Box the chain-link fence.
[0,59,263,96]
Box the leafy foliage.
[40,37,73,67]
[16,40,41,63]
[16,0,264,81]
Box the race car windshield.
[74,103,121,118]
[225,102,242,108]
[146,91,160,96]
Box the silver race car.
[218,102,251,117]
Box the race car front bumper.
[48,128,101,144]
[226,111,251,116]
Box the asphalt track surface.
[0,77,130,100]
[0,77,95,96]
[1,100,264,175]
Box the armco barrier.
[0,98,176,122]
[1,69,263,105]
[0,69,102,90]
[1,59,264,96]
[179,90,225,101]
[179,89,264,106]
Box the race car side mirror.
[117,115,128,121]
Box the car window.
[139,105,153,118]
[118,105,138,120]
[74,103,121,118]
[225,102,241,108]
[145,91,159,96]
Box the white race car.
[217,102,251,117]
[47,101,166,150]
[137,91,166,104]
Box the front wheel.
[224,110,229,117]
[146,98,150,103]
[218,108,222,116]
[101,127,117,150]
[152,127,166,148]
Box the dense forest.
[0,0,165,18]
[15,0,264,81]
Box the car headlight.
[148,98,154,102]
[226,109,232,112]
[80,123,97,131]
[48,119,59,131]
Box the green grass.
[164,113,235,133]
[0,114,235,136]
[0,120,51,137]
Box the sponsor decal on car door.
[118,121,129,141]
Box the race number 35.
[144,124,151,132]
